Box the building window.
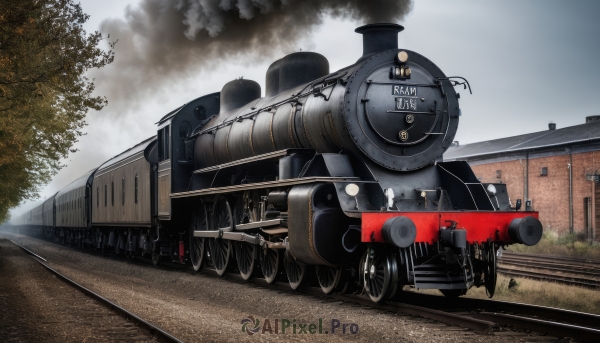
[541,167,548,176]
[496,170,502,179]
[105,185,107,207]
[135,174,138,204]
[111,181,114,206]
[122,177,125,205]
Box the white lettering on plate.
[392,86,417,96]
[396,98,417,111]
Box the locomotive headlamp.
[345,183,360,196]
[397,51,409,63]
[487,184,497,196]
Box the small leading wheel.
[316,265,342,295]
[209,196,233,276]
[284,252,306,290]
[483,242,497,298]
[189,205,208,272]
[235,242,256,280]
[259,247,280,284]
[361,248,399,303]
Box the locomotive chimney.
[355,23,404,58]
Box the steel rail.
[400,292,600,330]
[501,257,600,272]
[474,312,600,341]
[499,259,600,278]
[498,267,600,289]
[205,267,600,340]
[204,268,496,333]
[502,251,600,265]
[7,239,185,343]
[9,233,600,340]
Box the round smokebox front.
[343,49,460,171]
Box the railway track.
[6,238,184,343]
[499,251,600,289]
[5,232,600,341]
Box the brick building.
[445,116,600,242]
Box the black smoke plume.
[92,0,413,115]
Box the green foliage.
[0,0,114,222]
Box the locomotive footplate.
[362,211,543,246]
[362,211,543,291]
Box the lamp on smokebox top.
[393,50,411,78]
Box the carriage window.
[111,181,114,206]
[122,177,125,205]
[97,187,99,207]
[164,126,170,159]
[105,185,107,207]
[135,174,138,204]
[158,128,164,161]
[157,126,170,162]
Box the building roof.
[445,119,600,160]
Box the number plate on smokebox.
[393,86,417,111]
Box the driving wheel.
[209,196,233,276]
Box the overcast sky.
[10,0,600,218]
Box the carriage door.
[157,125,172,219]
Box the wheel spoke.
[362,249,398,303]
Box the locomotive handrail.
[171,176,360,199]
[192,148,315,174]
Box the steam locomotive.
[13,23,543,302]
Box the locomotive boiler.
[14,23,543,303]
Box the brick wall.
[469,151,600,240]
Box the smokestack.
[355,23,404,58]
[548,122,556,130]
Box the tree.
[0,0,114,222]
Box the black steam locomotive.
[14,23,543,302]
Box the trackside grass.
[406,274,600,315]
